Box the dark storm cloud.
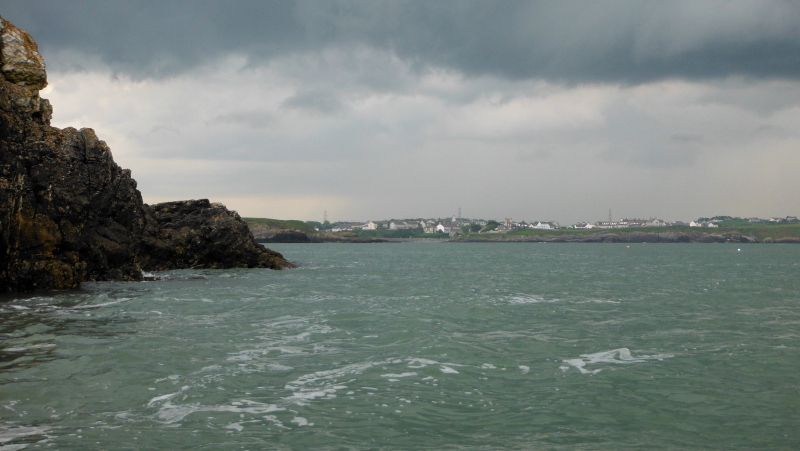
[4,0,800,83]
[1,0,305,77]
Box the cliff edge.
[0,16,292,292]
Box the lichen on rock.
[0,16,47,90]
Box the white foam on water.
[406,358,439,368]
[284,388,339,404]
[72,297,131,309]
[519,365,530,374]
[575,299,621,304]
[3,343,56,353]
[481,363,497,370]
[284,360,388,406]
[505,295,551,305]
[440,366,459,374]
[381,372,417,379]
[154,375,182,384]
[262,415,289,429]
[147,392,180,406]
[285,332,312,342]
[0,444,27,450]
[225,422,244,432]
[560,348,674,374]
[291,416,312,427]
[152,399,284,424]
[0,424,52,448]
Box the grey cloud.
[599,104,703,168]
[2,0,305,78]
[149,125,181,135]
[4,0,800,84]
[281,90,345,114]
[213,110,276,129]
[669,133,703,144]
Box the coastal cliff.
[0,16,292,292]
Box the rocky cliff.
[140,199,291,270]
[0,16,292,292]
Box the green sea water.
[1,243,799,450]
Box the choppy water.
[1,243,799,450]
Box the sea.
[1,243,798,450]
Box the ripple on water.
[560,348,674,375]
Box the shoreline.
[258,231,800,244]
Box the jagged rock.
[258,231,312,243]
[0,17,47,90]
[140,200,293,270]
[1,16,292,292]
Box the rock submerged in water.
[0,16,292,292]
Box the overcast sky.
[4,1,800,223]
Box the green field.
[459,223,800,242]
[242,218,316,234]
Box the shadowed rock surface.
[0,16,291,292]
[140,200,292,270]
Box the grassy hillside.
[242,218,316,234]
[713,223,800,241]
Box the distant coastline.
[246,219,800,244]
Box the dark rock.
[139,199,293,270]
[1,16,292,292]
[259,231,312,243]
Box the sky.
[3,0,800,224]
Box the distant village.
[319,215,800,237]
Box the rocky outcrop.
[256,230,312,243]
[763,236,800,244]
[140,200,292,270]
[1,16,292,292]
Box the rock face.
[140,200,291,270]
[0,16,292,292]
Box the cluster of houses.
[767,216,799,223]
[573,218,676,229]
[330,217,472,236]
[324,215,798,236]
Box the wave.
[560,348,674,374]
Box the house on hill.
[534,221,558,229]
[436,221,462,236]
[571,222,595,229]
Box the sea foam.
[560,348,673,374]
